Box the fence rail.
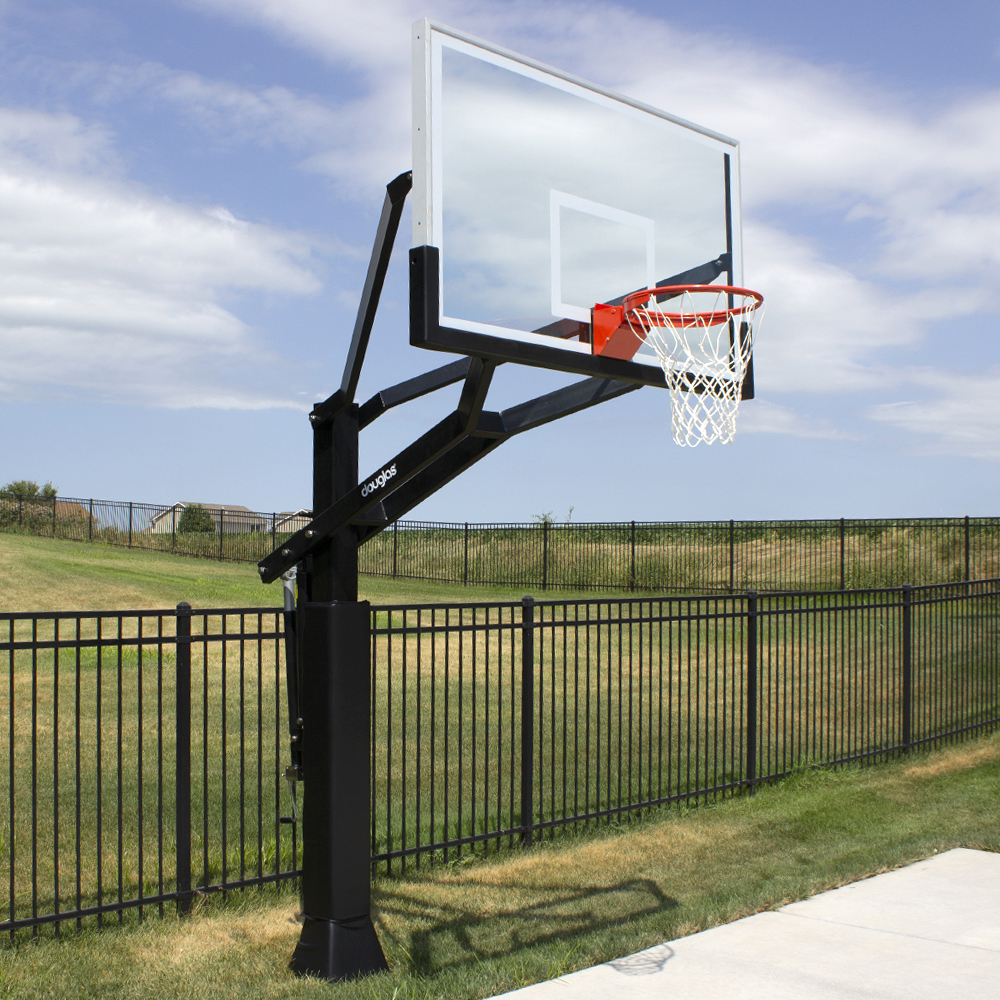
[2,493,999,593]
[4,580,1000,937]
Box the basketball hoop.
[601,285,763,447]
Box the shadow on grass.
[373,877,676,975]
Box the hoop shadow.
[373,877,677,975]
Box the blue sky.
[1,0,999,522]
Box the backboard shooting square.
[411,19,749,390]
[550,191,656,325]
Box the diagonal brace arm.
[358,358,473,429]
[258,360,495,582]
[356,376,639,541]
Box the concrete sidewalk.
[492,848,1000,1000]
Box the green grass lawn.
[1,732,998,999]
[0,533,640,613]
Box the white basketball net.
[625,287,762,447]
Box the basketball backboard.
[410,19,750,392]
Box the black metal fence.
[5,580,1000,937]
[0,494,293,565]
[1,606,297,939]
[363,517,1000,593]
[370,580,1000,872]
[3,492,999,594]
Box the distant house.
[149,503,269,534]
[274,509,312,533]
[54,500,95,523]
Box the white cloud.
[870,368,1000,460]
[0,106,118,173]
[0,107,322,408]
[737,399,854,440]
[746,223,933,395]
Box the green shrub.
[0,479,57,500]
[177,503,216,534]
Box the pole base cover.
[290,913,389,981]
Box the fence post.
[272,513,276,551]
[728,519,735,593]
[630,520,636,592]
[839,518,846,590]
[541,522,549,591]
[128,502,133,549]
[218,510,224,561]
[520,596,535,846]
[964,515,971,582]
[18,495,22,528]
[88,499,93,542]
[463,522,469,586]
[392,521,398,578]
[902,585,912,753]
[52,495,57,537]
[745,591,758,793]
[172,506,176,551]
[175,602,192,914]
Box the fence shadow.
[373,877,676,974]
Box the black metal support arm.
[358,358,474,429]
[356,376,638,539]
[259,359,497,583]
[267,374,640,567]
[311,171,412,426]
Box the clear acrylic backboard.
[410,19,749,391]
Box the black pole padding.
[290,600,388,981]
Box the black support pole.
[290,400,388,979]
[291,182,401,976]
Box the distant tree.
[177,504,216,533]
[1,480,57,500]
[532,509,575,524]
